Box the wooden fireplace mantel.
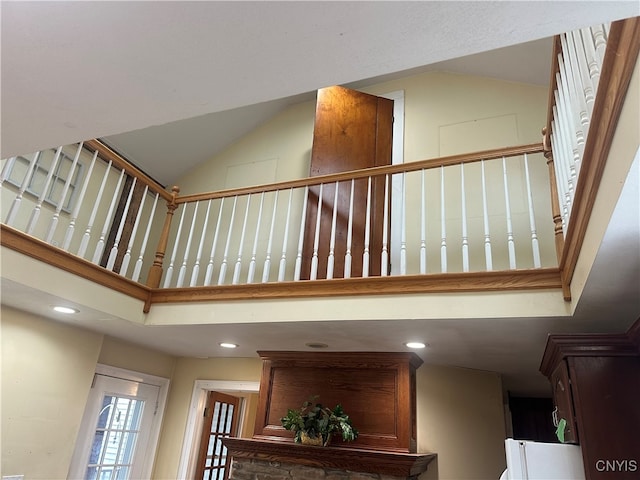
[222,437,436,477]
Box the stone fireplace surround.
[223,437,436,480]
[222,351,436,479]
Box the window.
[4,147,84,212]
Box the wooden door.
[301,85,393,279]
[195,391,240,480]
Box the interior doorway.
[178,380,260,480]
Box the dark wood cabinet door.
[301,85,393,279]
[550,362,579,444]
[569,356,640,480]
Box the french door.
[195,391,240,480]
[68,374,160,480]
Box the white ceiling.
[1,2,639,396]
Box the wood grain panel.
[253,351,422,453]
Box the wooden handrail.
[177,143,544,204]
[0,224,151,302]
[558,17,640,298]
[84,139,173,202]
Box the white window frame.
[4,149,84,213]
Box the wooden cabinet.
[540,319,640,480]
[252,351,422,453]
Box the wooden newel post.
[147,186,180,288]
[542,128,569,299]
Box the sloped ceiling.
[2,1,639,184]
[1,2,639,397]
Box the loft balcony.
[1,18,638,319]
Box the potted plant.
[280,398,358,446]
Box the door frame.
[71,364,170,479]
[177,380,260,480]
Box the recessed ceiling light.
[219,342,238,349]
[405,342,427,349]
[305,342,329,349]
[52,306,79,314]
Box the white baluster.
[440,166,447,273]
[190,199,212,286]
[120,185,149,277]
[524,154,541,268]
[419,169,427,274]
[0,157,17,186]
[233,195,252,285]
[278,188,294,282]
[592,24,607,66]
[571,30,595,119]
[381,174,390,276]
[553,97,576,216]
[163,202,187,288]
[344,180,355,279]
[480,160,493,271]
[460,163,469,272]
[248,193,265,284]
[204,198,225,286]
[92,169,125,264]
[294,186,309,281]
[262,191,279,283]
[218,196,238,285]
[558,51,585,162]
[580,27,601,94]
[177,201,199,287]
[106,177,137,271]
[562,33,590,136]
[310,184,324,280]
[45,144,84,244]
[400,172,407,275]
[27,146,65,235]
[326,182,339,279]
[132,193,159,282]
[362,177,372,278]
[555,82,578,200]
[502,157,516,269]
[5,151,42,226]
[63,150,98,251]
[78,160,112,258]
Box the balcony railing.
[2,17,637,310]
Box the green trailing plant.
[280,397,358,446]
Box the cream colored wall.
[178,71,547,193]
[0,306,104,480]
[98,335,176,379]
[170,71,554,284]
[152,357,263,479]
[0,307,506,480]
[417,364,506,480]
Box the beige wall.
[178,71,547,194]
[1,307,506,480]
[171,71,555,283]
[152,357,263,479]
[1,306,103,480]
[417,364,506,480]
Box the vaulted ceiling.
[1,2,639,396]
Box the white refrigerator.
[500,439,585,479]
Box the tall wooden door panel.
[195,391,240,480]
[301,85,393,279]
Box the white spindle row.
[2,143,552,290]
[550,23,609,235]
[1,143,167,284]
